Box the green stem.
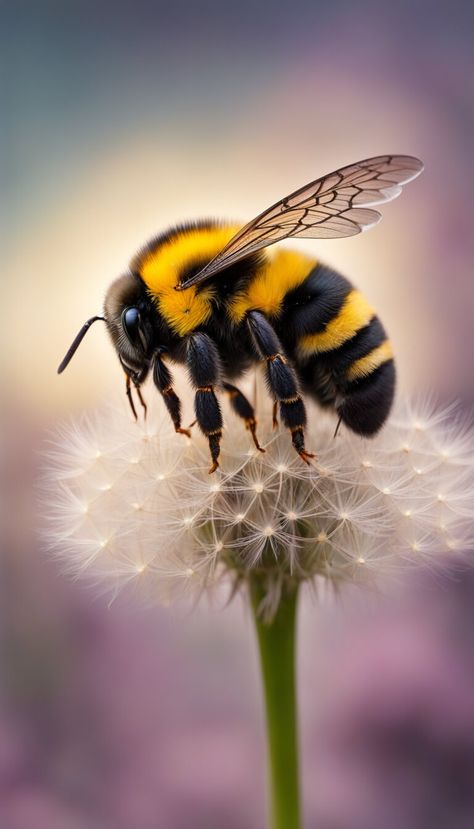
[250,578,301,829]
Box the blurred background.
[2,1,474,826]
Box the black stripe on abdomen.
[280,265,352,345]
[321,316,387,376]
[336,359,396,435]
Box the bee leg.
[153,354,191,438]
[133,383,147,419]
[125,374,138,421]
[272,401,279,429]
[186,333,223,473]
[247,310,315,464]
[222,382,265,453]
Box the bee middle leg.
[186,333,223,473]
[246,310,315,464]
[222,382,265,452]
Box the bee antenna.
[57,315,105,374]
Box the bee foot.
[208,460,219,474]
[246,419,266,453]
[299,450,316,465]
[176,427,192,438]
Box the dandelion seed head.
[42,380,474,616]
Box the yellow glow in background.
[3,2,473,417]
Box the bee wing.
[179,155,423,289]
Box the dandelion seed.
[42,385,474,615]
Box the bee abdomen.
[326,315,395,435]
[280,264,396,435]
[336,358,396,435]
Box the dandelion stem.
[250,577,301,829]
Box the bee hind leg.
[246,310,315,464]
[222,382,265,453]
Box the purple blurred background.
[2,1,474,826]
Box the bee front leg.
[186,333,223,474]
[125,373,138,420]
[123,371,148,420]
[246,310,315,464]
[153,354,191,438]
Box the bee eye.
[122,307,141,344]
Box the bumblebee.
[59,154,423,472]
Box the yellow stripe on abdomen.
[298,290,374,356]
[346,340,394,382]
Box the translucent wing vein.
[179,155,423,288]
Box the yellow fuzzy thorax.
[229,249,316,323]
[139,224,241,336]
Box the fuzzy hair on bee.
[58,155,423,472]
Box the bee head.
[58,273,162,380]
[102,273,158,383]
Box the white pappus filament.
[42,383,474,615]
